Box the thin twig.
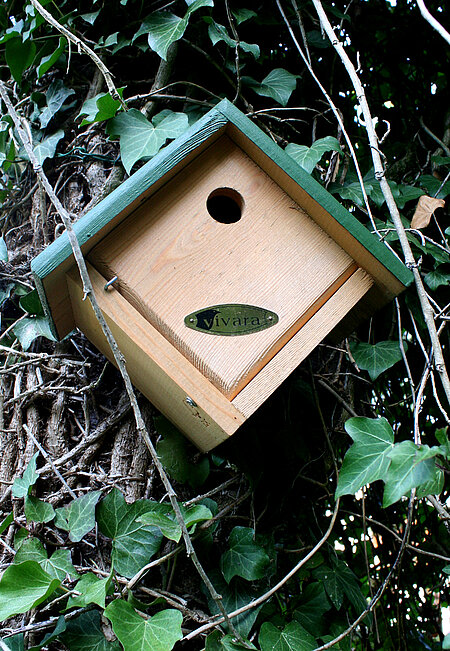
[416,0,450,45]
[310,0,450,406]
[28,0,126,109]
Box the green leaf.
[12,452,39,498]
[137,1,213,61]
[78,90,124,126]
[349,340,404,380]
[336,417,394,497]
[108,108,188,174]
[204,571,264,637]
[329,180,367,207]
[6,37,36,83]
[221,526,270,583]
[259,621,317,651]
[138,502,213,542]
[294,582,332,635]
[12,315,57,349]
[1,634,24,650]
[0,511,13,535]
[29,616,66,650]
[252,68,298,107]
[232,8,257,24]
[443,565,450,575]
[444,633,450,650]
[286,136,341,173]
[80,11,101,25]
[96,487,163,578]
[25,495,55,523]
[37,37,66,78]
[33,130,65,166]
[19,289,44,316]
[424,269,450,290]
[14,537,78,581]
[67,571,112,610]
[383,441,441,507]
[39,80,75,129]
[0,561,60,620]
[0,236,8,261]
[206,631,257,650]
[61,610,121,651]
[104,600,183,651]
[54,491,101,542]
[155,416,210,488]
[208,21,260,58]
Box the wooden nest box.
[32,100,411,452]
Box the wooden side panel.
[66,264,245,452]
[89,136,355,399]
[232,268,374,417]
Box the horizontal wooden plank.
[66,263,245,452]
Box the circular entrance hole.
[206,187,244,224]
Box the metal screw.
[104,276,118,291]
[185,396,197,407]
[189,318,195,323]
[267,316,273,321]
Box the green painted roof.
[32,98,412,306]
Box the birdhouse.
[32,100,411,452]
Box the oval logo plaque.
[184,304,279,336]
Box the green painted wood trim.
[215,98,412,287]
[31,107,228,282]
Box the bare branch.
[416,0,450,45]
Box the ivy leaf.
[232,8,257,24]
[349,340,404,380]
[221,526,270,583]
[156,416,210,488]
[37,36,66,78]
[251,68,298,107]
[424,269,450,290]
[104,600,183,651]
[67,571,112,610]
[19,289,45,316]
[286,136,342,173]
[96,487,163,578]
[329,180,367,207]
[108,108,188,174]
[206,631,257,650]
[5,37,36,83]
[411,195,445,229]
[33,130,65,166]
[138,502,213,542]
[15,537,78,581]
[204,570,264,637]
[12,452,39,498]
[208,21,260,58]
[25,495,55,523]
[259,621,316,651]
[28,616,66,651]
[78,90,124,126]
[135,0,213,61]
[444,633,450,650]
[39,79,75,129]
[336,417,394,498]
[61,610,121,651]
[0,561,60,621]
[383,441,441,507]
[294,582,332,635]
[54,491,101,542]
[1,634,24,650]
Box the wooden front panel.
[89,136,355,399]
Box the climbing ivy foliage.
[0,0,449,649]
